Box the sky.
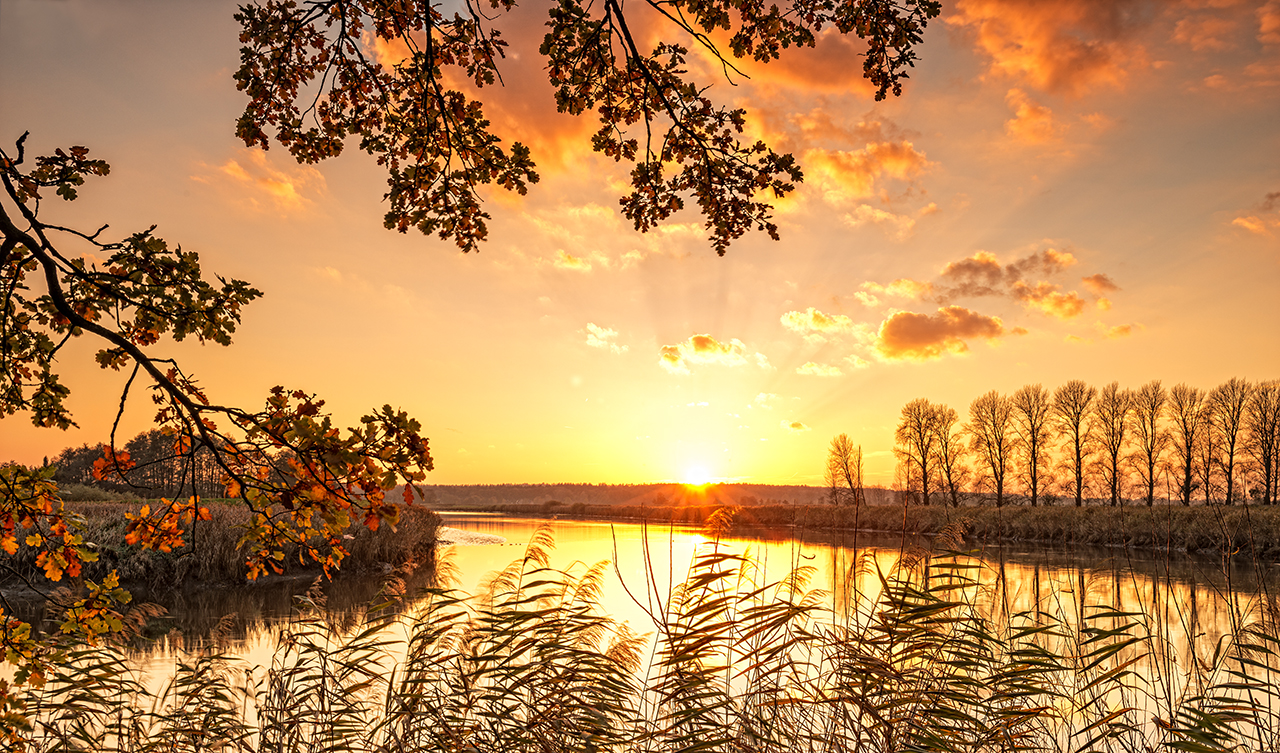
[1,0,1277,487]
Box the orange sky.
[1,0,1277,486]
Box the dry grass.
[525,502,1280,559]
[0,501,441,590]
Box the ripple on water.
[437,526,508,546]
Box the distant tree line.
[881,378,1280,507]
[48,429,231,499]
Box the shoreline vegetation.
[441,499,1280,558]
[17,525,1280,752]
[0,498,441,593]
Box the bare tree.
[1094,382,1134,506]
[1197,398,1222,504]
[1053,380,1098,507]
[933,405,969,508]
[1011,384,1053,507]
[895,399,942,506]
[1130,380,1170,507]
[1246,381,1280,505]
[1210,378,1253,505]
[1168,384,1205,505]
[825,433,865,506]
[968,391,1017,507]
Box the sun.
[683,465,712,486]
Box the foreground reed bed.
[10,518,1280,752]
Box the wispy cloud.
[583,323,628,354]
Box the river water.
[99,511,1278,684]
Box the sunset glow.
[683,466,713,487]
[1,0,1276,486]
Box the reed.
[0,502,442,591]
[10,517,1280,752]
[529,502,1280,558]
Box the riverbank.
[448,501,1280,558]
[0,501,441,591]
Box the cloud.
[780,307,854,343]
[1081,272,1120,295]
[1174,15,1238,51]
[753,393,778,409]
[782,420,812,432]
[554,250,593,271]
[583,323,628,354]
[1232,190,1280,235]
[1105,323,1136,338]
[875,306,1008,360]
[946,0,1151,96]
[1011,281,1087,319]
[843,202,938,240]
[861,278,934,300]
[659,334,765,374]
[936,248,1076,298]
[1261,0,1280,45]
[796,361,844,377]
[803,141,932,205]
[195,149,326,213]
[1004,88,1063,143]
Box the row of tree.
[50,430,230,499]
[879,378,1279,507]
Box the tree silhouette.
[1209,378,1252,505]
[967,391,1015,508]
[1093,382,1133,507]
[895,398,941,506]
[1052,380,1097,507]
[1246,381,1280,505]
[1130,380,1169,507]
[1169,384,1205,506]
[824,433,864,507]
[1011,384,1052,508]
[933,404,968,508]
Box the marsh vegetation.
[11,513,1280,752]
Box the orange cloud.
[196,149,325,213]
[1231,189,1280,235]
[946,0,1151,96]
[1261,0,1280,44]
[553,250,593,271]
[804,141,931,204]
[861,278,935,301]
[1174,15,1238,51]
[781,307,854,343]
[1005,88,1063,143]
[844,202,938,240]
[782,420,812,432]
[1011,281,1087,319]
[659,334,763,374]
[876,306,1008,360]
[1105,323,1137,338]
[1081,272,1120,295]
[699,26,881,94]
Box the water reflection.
[10,512,1280,701]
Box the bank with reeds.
[468,500,1280,558]
[0,500,441,592]
[13,526,1280,752]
